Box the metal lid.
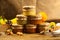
[26,24,36,27]
[16,14,26,18]
[12,24,22,27]
[23,6,35,9]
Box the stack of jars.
[12,14,27,34]
[15,14,37,33]
[27,15,47,33]
[11,6,47,34]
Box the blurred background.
[0,0,60,20]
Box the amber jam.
[12,24,23,34]
[27,16,42,25]
[25,24,36,33]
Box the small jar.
[37,22,50,33]
[16,14,27,25]
[27,15,42,24]
[12,24,23,34]
[25,24,36,33]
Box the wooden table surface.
[0,34,60,40]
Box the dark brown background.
[0,0,60,20]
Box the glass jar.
[12,24,23,34]
[25,24,36,33]
[37,24,46,33]
[23,6,36,16]
[16,14,27,25]
[37,23,49,33]
[27,15,42,24]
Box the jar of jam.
[23,6,36,16]
[25,24,36,33]
[16,14,27,25]
[37,23,49,33]
[27,15,42,24]
[12,24,23,34]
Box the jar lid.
[30,16,42,20]
[16,14,26,18]
[23,6,35,9]
[26,24,36,27]
[12,24,18,26]
[12,24,22,27]
[23,6,36,11]
[40,22,50,25]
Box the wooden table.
[0,34,60,40]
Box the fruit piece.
[39,11,47,21]
[17,32,23,36]
[49,22,56,28]
[6,29,13,35]
[11,18,17,24]
[6,30,10,33]
[49,22,56,32]
[7,32,13,35]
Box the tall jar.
[25,24,36,33]
[12,24,23,34]
[16,14,27,25]
[23,6,36,16]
